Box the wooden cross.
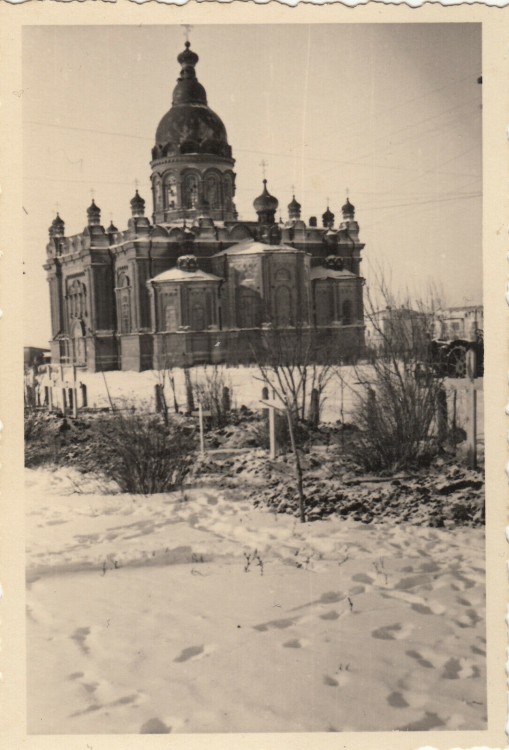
[259,160,268,180]
[90,188,95,200]
[183,24,193,43]
[55,201,60,214]
[191,401,212,455]
[134,178,139,190]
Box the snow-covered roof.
[149,267,221,284]
[310,267,357,281]
[213,239,306,257]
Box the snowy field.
[26,466,486,734]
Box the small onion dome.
[253,180,279,214]
[177,41,199,70]
[288,194,301,219]
[130,189,145,216]
[322,206,335,228]
[50,213,65,237]
[177,254,198,273]
[107,220,118,233]
[341,197,355,218]
[87,199,101,225]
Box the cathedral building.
[45,42,366,372]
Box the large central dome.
[152,42,232,160]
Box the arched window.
[183,174,199,209]
[116,273,132,334]
[223,174,233,208]
[314,281,333,326]
[275,285,292,327]
[205,174,221,210]
[163,291,179,331]
[67,279,87,323]
[342,299,353,325]
[71,319,86,366]
[154,177,162,209]
[237,288,261,328]
[165,175,177,209]
[191,302,205,331]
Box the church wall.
[120,334,153,372]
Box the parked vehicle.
[430,329,484,379]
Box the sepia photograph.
[17,17,494,739]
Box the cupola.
[49,213,65,238]
[254,180,279,225]
[130,190,145,217]
[152,42,232,160]
[341,198,355,220]
[322,206,335,228]
[87,199,101,226]
[288,194,301,221]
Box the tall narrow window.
[342,299,353,325]
[117,273,132,334]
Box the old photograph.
[22,22,488,736]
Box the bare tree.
[349,279,447,471]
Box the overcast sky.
[23,23,482,348]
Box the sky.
[23,23,482,348]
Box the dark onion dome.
[288,195,302,219]
[153,43,232,160]
[322,206,335,227]
[341,197,355,217]
[87,199,101,224]
[253,180,279,214]
[130,189,146,215]
[50,213,65,236]
[107,220,118,233]
[177,41,199,69]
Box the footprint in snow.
[283,638,307,648]
[371,622,414,641]
[254,618,296,632]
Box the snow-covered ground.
[26,466,486,734]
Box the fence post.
[155,384,163,413]
[436,387,448,445]
[466,385,478,469]
[184,367,195,414]
[309,388,320,428]
[80,383,88,408]
[262,386,269,420]
[268,406,277,460]
[222,386,231,414]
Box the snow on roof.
[213,239,306,257]
[310,266,357,280]
[149,267,221,284]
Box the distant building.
[44,41,366,372]
[364,308,430,354]
[434,306,483,341]
[24,346,50,371]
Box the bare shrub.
[193,366,234,428]
[87,411,196,494]
[24,410,58,467]
[348,282,445,472]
